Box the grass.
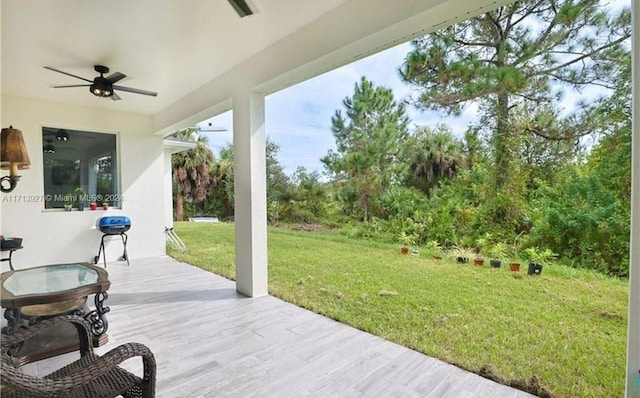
[167,222,628,398]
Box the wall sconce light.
[1,126,31,193]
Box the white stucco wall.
[1,95,166,271]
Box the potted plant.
[508,258,521,272]
[425,240,443,260]
[488,242,507,268]
[473,235,493,266]
[63,193,74,211]
[451,245,472,264]
[398,232,417,256]
[522,247,553,275]
[73,187,86,211]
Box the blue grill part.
[98,216,131,234]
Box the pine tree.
[322,77,409,220]
[399,0,630,229]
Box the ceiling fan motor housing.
[90,78,113,97]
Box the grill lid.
[98,216,131,228]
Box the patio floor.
[19,256,535,398]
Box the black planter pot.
[456,256,469,264]
[527,263,543,275]
[490,259,502,268]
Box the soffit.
[1,0,347,115]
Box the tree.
[171,128,216,221]
[399,0,630,229]
[208,145,234,219]
[403,124,464,195]
[265,139,290,205]
[586,53,631,202]
[322,76,409,220]
[206,137,289,220]
[271,167,329,224]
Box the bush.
[531,173,630,277]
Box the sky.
[199,41,477,176]
[198,0,628,176]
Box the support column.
[628,1,640,396]
[232,90,268,297]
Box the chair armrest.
[1,315,93,357]
[55,342,157,388]
[1,342,156,396]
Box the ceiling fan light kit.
[55,129,69,141]
[43,140,55,154]
[45,65,157,101]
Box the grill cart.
[94,216,130,267]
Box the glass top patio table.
[1,263,110,308]
[1,263,111,365]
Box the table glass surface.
[3,264,99,296]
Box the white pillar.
[628,1,640,396]
[232,90,268,297]
[163,150,174,228]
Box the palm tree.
[171,128,216,221]
[405,125,463,195]
[208,145,234,219]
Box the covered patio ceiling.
[1,0,512,134]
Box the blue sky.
[199,41,476,175]
[199,0,627,176]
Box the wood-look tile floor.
[20,256,536,397]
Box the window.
[42,128,119,209]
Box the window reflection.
[42,128,119,209]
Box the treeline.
[173,1,632,277]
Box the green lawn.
[167,222,628,398]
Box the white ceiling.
[1,0,347,115]
[2,0,515,133]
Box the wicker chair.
[1,315,156,398]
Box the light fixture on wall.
[1,126,31,193]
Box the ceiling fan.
[44,65,158,101]
[196,123,228,133]
[42,128,70,142]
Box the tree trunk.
[176,191,184,221]
[493,91,512,190]
[361,190,369,221]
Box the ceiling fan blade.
[113,85,158,97]
[110,92,122,101]
[106,72,126,84]
[44,66,93,83]
[197,125,228,132]
[51,84,92,88]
